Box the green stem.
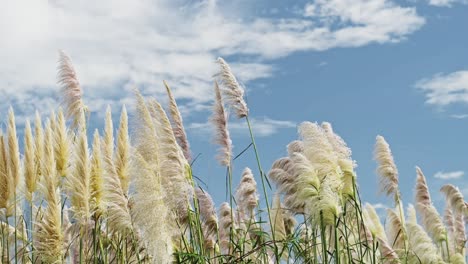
[444,235,450,262]
[245,116,278,261]
[320,211,328,264]
[14,192,18,264]
[342,204,352,263]
[30,201,34,264]
[351,179,364,262]
[334,215,340,264]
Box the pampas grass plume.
[374,135,399,201]
[211,81,232,167]
[57,50,87,128]
[24,120,36,202]
[34,111,44,183]
[216,57,249,118]
[54,108,70,177]
[67,114,91,223]
[91,129,105,217]
[164,81,191,161]
[115,105,131,194]
[8,107,20,194]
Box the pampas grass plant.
[0,52,466,264]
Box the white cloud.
[415,71,468,106]
[428,0,467,7]
[434,170,464,180]
[450,114,468,119]
[0,0,425,122]
[370,203,387,209]
[189,117,296,137]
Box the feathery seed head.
[211,81,232,166]
[164,81,191,161]
[54,108,70,177]
[67,121,91,224]
[195,188,218,241]
[216,57,249,118]
[103,105,114,162]
[299,122,342,188]
[218,202,235,254]
[287,140,304,155]
[374,135,400,201]
[8,107,20,193]
[24,120,37,202]
[91,129,105,217]
[34,111,44,182]
[440,184,467,216]
[57,50,88,128]
[236,167,258,218]
[115,105,131,194]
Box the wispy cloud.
[428,0,468,7]
[434,170,464,180]
[190,117,296,137]
[0,0,425,122]
[450,114,468,119]
[371,203,387,210]
[415,71,468,106]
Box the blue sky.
[1,0,468,213]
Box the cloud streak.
[428,0,468,7]
[434,170,464,180]
[190,117,296,137]
[415,71,468,106]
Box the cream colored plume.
[216,57,249,118]
[440,184,467,216]
[67,113,91,224]
[321,122,356,197]
[54,109,70,177]
[365,203,387,240]
[287,140,304,155]
[90,130,105,217]
[35,121,64,263]
[321,122,352,160]
[115,105,131,194]
[406,214,444,264]
[453,212,466,255]
[102,147,133,233]
[386,208,405,252]
[24,120,36,202]
[306,177,341,227]
[0,134,11,211]
[235,167,259,220]
[146,98,193,222]
[133,89,192,224]
[415,167,431,207]
[377,237,401,264]
[131,153,173,264]
[290,152,320,214]
[103,105,114,161]
[218,202,235,255]
[196,188,218,236]
[164,81,191,161]
[133,89,160,163]
[101,105,132,233]
[268,155,305,214]
[8,107,20,197]
[414,167,446,242]
[270,194,286,241]
[57,50,87,128]
[374,135,400,201]
[34,111,44,185]
[211,81,232,167]
[299,122,342,191]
